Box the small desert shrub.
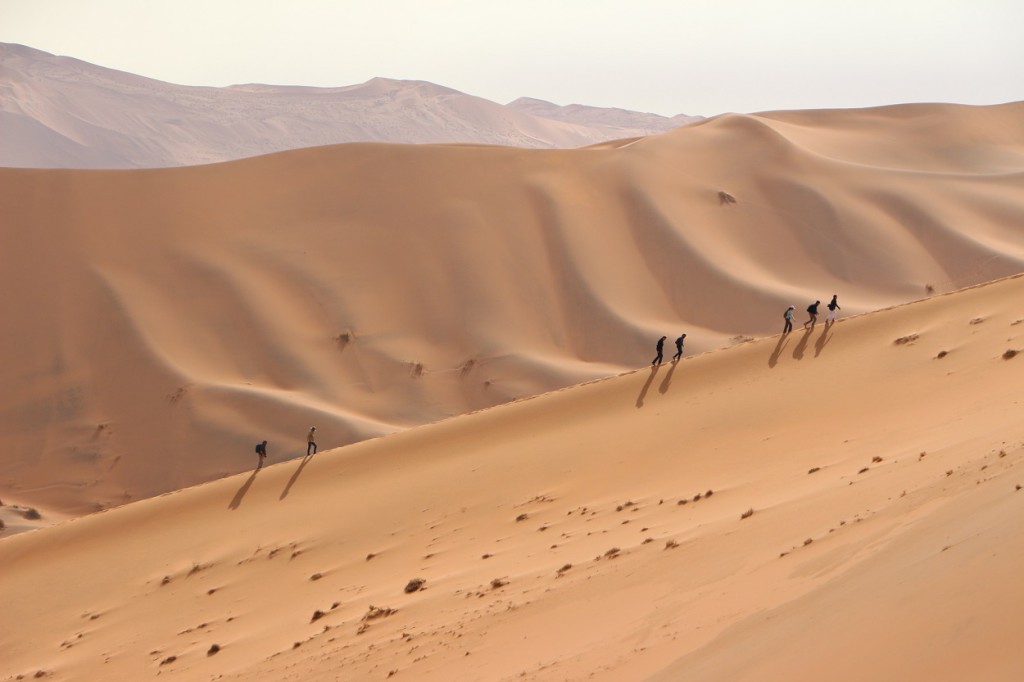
[363,605,396,620]
[1003,349,1019,360]
[740,508,754,520]
[893,334,919,345]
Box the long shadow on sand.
[768,335,790,368]
[792,327,813,360]
[228,469,259,510]
[636,364,661,408]
[280,454,313,500]
[815,322,835,357]
[658,359,680,394]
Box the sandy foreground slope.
[1,101,1023,521]
[2,274,1024,681]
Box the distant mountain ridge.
[0,43,702,168]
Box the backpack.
[807,304,815,313]
[255,443,264,454]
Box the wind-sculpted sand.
[3,275,1024,681]
[1,101,1023,522]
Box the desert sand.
[3,273,1024,681]
[1,100,1023,524]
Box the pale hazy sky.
[1,0,1021,116]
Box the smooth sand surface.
[3,274,1024,681]
[1,101,1023,522]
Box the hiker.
[804,300,820,329]
[783,306,795,334]
[673,333,686,362]
[826,294,841,323]
[652,336,667,366]
[255,440,268,469]
[307,426,317,456]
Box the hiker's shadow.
[280,454,312,500]
[228,469,258,510]
[815,323,835,357]
[636,365,660,408]
[769,335,790,368]
[658,359,680,394]
[792,328,813,360]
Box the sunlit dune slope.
[2,274,1024,681]
[1,101,1023,517]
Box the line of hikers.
[254,426,318,469]
[652,333,687,366]
[783,294,840,334]
[652,294,841,365]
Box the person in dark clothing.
[804,301,820,329]
[652,336,667,365]
[255,440,268,469]
[825,294,841,323]
[673,333,686,362]
[783,305,795,334]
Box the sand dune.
[3,274,1024,681]
[0,43,701,168]
[1,100,1023,521]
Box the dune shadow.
[792,328,813,360]
[658,359,680,394]
[814,323,835,357]
[768,335,790,368]
[228,469,258,510]
[280,454,312,500]
[636,365,661,408]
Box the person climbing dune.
[804,300,820,329]
[651,335,667,366]
[783,306,795,334]
[826,294,841,323]
[307,426,317,456]
[673,333,686,362]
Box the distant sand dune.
[0,100,1023,520]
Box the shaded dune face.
[0,101,1023,516]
